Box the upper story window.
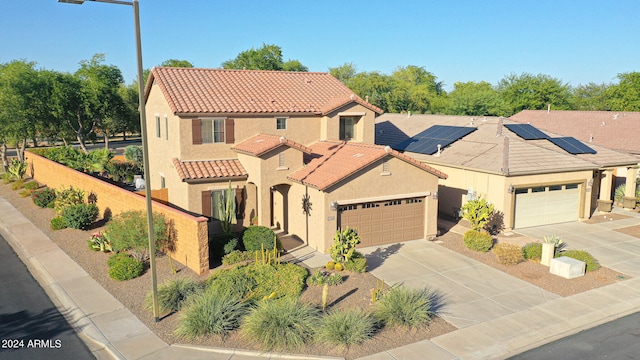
[164,116,169,140]
[155,115,161,138]
[202,118,225,143]
[276,117,287,130]
[340,116,356,141]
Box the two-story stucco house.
[144,67,447,252]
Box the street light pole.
[58,0,160,322]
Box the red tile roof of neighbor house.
[510,110,640,155]
[232,134,313,157]
[145,67,383,115]
[288,141,447,191]
[173,158,247,181]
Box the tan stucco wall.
[323,103,377,144]
[431,164,593,230]
[297,157,440,253]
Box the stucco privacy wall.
[26,151,210,275]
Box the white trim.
[335,192,431,206]
[338,111,365,116]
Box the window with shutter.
[192,119,202,145]
[225,118,235,144]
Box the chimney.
[497,118,503,137]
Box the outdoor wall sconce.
[507,184,515,194]
[588,178,594,186]
[431,192,438,199]
[330,201,338,211]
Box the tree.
[497,72,572,115]
[446,81,509,116]
[221,43,307,71]
[606,72,640,111]
[160,59,193,68]
[75,54,126,151]
[570,82,611,111]
[387,65,445,114]
[329,62,357,84]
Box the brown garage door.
[338,197,425,247]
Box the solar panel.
[504,124,549,140]
[394,125,476,155]
[548,137,597,155]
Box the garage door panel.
[515,185,579,228]
[339,197,425,247]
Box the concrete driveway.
[515,208,640,278]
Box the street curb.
[0,217,124,360]
[171,344,345,360]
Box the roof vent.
[613,114,619,119]
[384,145,391,153]
[589,134,594,142]
[470,118,474,126]
[365,95,369,103]
[279,136,286,143]
[435,144,442,157]
[350,94,355,100]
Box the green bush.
[108,253,144,281]
[32,188,56,208]
[176,290,248,339]
[7,159,27,181]
[107,252,131,267]
[106,210,168,262]
[222,250,254,265]
[206,267,258,300]
[145,278,204,314]
[63,203,99,230]
[492,243,524,265]
[562,250,600,272]
[374,285,435,328]
[50,216,68,230]
[11,179,25,190]
[461,197,495,231]
[54,186,85,216]
[330,227,361,263]
[242,226,275,252]
[209,233,238,261]
[306,270,343,286]
[241,298,319,350]
[24,181,39,190]
[88,232,112,252]
[316,308,376,348]
[344,251,367,273]
[523,242,542,260]
[463,229,493,252]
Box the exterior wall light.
[432,192,438,199]
[508,185,515,194]
[330,201,338,211]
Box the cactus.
[254,243,280,266]
[321,284,329,311]
[370,279,385,303]
[334,263,344,272]
[329,227,361,263]
[326,261,335,270]
[217,181,236,234]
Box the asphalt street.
[0,233,95,360]
[510,311,640,359]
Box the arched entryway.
[270,184,290,232]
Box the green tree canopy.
[329,62,357,84]
[160,59,194,68]
[446,81,508,116]
[606,72,640,111]
[221,43,307,71]
[497,72,572,115]
[570,82,611,111]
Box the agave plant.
[543,235,566,252]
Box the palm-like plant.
[461,197,495,231]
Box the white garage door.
[514,184,580,228]
[338,197,425,247]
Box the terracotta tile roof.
[232,134,312,157]
[173,158,247,181]
[375,114,637,176]
[145,67,383,115]
[510,110,640,155]
[288,141,447,191]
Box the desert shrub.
[11,179,25,190]
[108,253,144,281]
[145,278,204,314]
[374,285,435,328]
[344,251,367,273]
[330,227,361,263]
[107,252,130,267]
[241,298,319,350]
[463,229,493,252]
[88,232,112,252]
[19,189,32,198]
[124,145,143,168]
[209,233,238,261]
[32,188,56,208]
[614,183,640,203]
[306,270,343,286]
[222,250,254,265]
[176,290,248,339]
[50,216,68,230]
[242,226,275,252]
[316,308,377,348]
[54,186,85,216]
[206,267,258,300]
[106,210,168,262]
[461,197,495,231]
[7,159,27,181]
[105,160,140,183]
[24,181,39,190]
[492,243,524,265]
[562,250,600,272]
[523,242,542,260]
[2,172,14,184]
[62,203,99,230]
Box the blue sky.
[2,0,638,90]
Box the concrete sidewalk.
[2,194,639,360]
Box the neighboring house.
[144,67,447,252]
[375,114,639,231]
[511,110,640,198]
